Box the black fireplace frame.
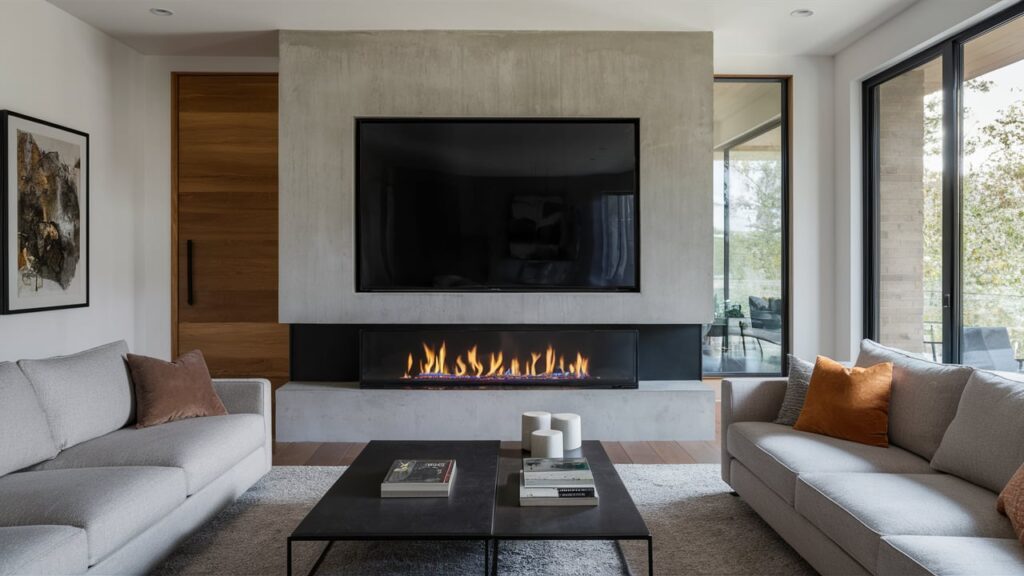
[290,324,703,385]
[358,326,640,389]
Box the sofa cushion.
[877,536,1024,576]
[727,421,934,505]
[931,370,1024,493]
[0,362,58,477]
[31,414,264,495]
[856,339,973,460]
[0,467,186,565]
[795,473,1015,572]
[18,341,134,450]
[0,526,88,576]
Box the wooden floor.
[273,403,722,466]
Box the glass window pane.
[960,15,1024,372]
[875,57,944,361]
[704,81,785,375]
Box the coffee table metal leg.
[483,539,490,576]
[287,539,292,576]
[647,537,654,576]
[306,541,334,576]
[491,539,499,576]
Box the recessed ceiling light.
[149,8,174,16]
[790,9,814,18]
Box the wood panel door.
[172,74,288,393]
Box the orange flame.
[404,342,590,381]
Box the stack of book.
[520,457,598,507]
[380,459,456,498]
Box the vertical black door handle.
[186,239,194,306]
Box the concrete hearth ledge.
[275,381,715,442]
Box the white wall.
[135,56,277,359]
[832,0,1015,360]
[714,54,836,360]
[0,0,144,361]
[0,1,275,361]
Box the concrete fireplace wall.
[278,31,712,324]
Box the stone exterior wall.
[878,70,926,353]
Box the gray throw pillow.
[931,370,1024,493]
[856,339,973,460]
[774,355,815,426]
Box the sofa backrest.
[856,339,973,460]
[0,362,59,476]
[18,340,134,451]
[931,369,1024,493]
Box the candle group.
[521,411,582,457]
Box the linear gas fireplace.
[359,328,638,389]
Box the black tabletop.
[493,441,650,539]
[290,440,499,540]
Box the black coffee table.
[287,440,652,576]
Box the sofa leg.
[729,491,739,497]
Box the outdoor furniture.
[961,327,1021,372]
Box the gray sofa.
[0,341,271,575]
[722,340,1024,575]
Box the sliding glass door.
[870,56,945,360]
[864,4,1024,371]
[960,15,1024,371]
[705,78,789,377]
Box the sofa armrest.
[213,378,272,470]
[721,378,788,483]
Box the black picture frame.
[1,110,90,314]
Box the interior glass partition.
[704,78,789,377]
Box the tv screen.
[356,119,639,292]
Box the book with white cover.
[523,457,593,484]
[519,472,598,507]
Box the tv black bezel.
[354,117,641,293]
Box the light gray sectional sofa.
[722,340,1024,575]
[0,341,271,576]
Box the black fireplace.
[290,324,702,384]
[359,328,639,388]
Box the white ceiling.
[47,0,919,57]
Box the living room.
[0,0,1022,574]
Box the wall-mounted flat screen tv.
[356,119,639,292]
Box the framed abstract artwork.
[1,111,89,314]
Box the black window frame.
[705,76,792,378]
[862,2,1024,363]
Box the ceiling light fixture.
[790,9,814,18]
[149,7,174,16]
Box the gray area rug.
[152,465,814,575]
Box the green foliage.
[922,80,1024,348]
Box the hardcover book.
[381,459,456,498]
[523,457,593,484]
[519,472,599,507]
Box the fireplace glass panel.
[360,329,639,388]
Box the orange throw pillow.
[998,463,1024,546]
[793,356,893,447]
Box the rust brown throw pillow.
[998,463,1024,546]
[793,356,893,447]
[127,350,227,428]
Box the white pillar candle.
[521,411,551,451]
[531,429,564,459]
[551,413,582,450]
